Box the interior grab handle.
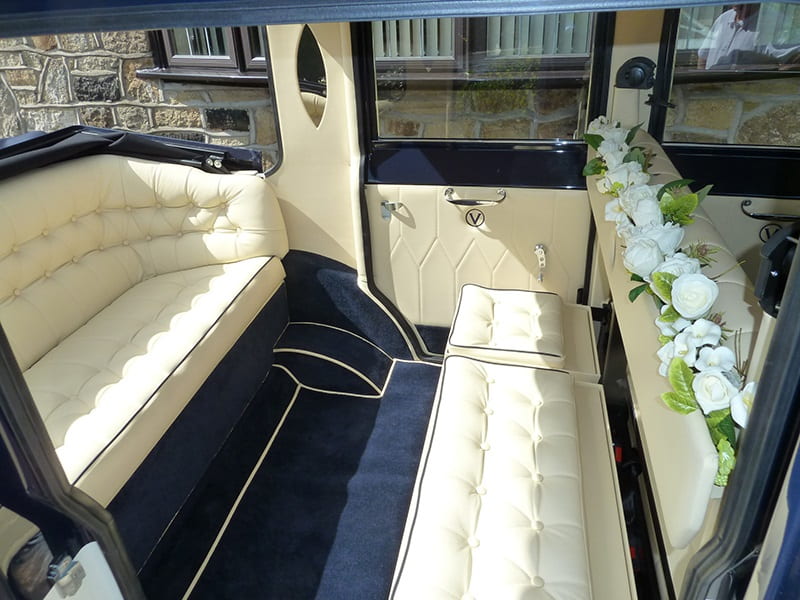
[444,187,506,206]
[741,199,800,222]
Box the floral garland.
[585,116,757,487]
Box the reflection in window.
[372,14,595,140]
[666,3,800,146]
[168,27,229,57]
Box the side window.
[371,14,596,140]
[666,3,800,146]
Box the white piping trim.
[394,358,442,368]
[273,348,384,393]
[181,384,301,600]
[286,321,394,359]
[272,363,398,399]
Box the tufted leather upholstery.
[0,153,290,570]
[447,284,566,369]
[392,356,592,600]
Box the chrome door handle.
[444,187,506,206]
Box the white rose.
[657,341,675,376]
[655,304,691,337]
[671,273,719,320]
[684,319,723,348]
[615,214,636,241]
[693,367,739,414]
[632,197,664,227]
[673,331,698,368]
[652,252,701,278]
[636,222,683,254]
[618,183,660,217]
[587,116,621,136]
[604,198,625,222]
[599,162,650,196]
[696,346,736,372]
[598,140,629,168]
[731,381,756,428]
[623,236,663,280]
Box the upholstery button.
[533,520,544,531]
[125,206,132,212]
[475,485,487,496]
[536,434,543,443]
[156,202,162,208]
[177,232,183,238]
[534,472,544,483]
[123,240,129,246]
[71,215,77,222]
[72,257,79,264]
[98,245,104,250]
[480,442,491,451]
[532,576,544,588]
[42,229,48,237]
[485,376,495,384]
[146,235,152,241]
[483,406,494,416]
[44,271,51,278]
[13,289,20,296]
[467,536,480,548]
[11,245,18,253]
[95,208,102,214]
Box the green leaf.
[660,305,682,323]
[657,178,695,201]
[628,283,650,302]
[667,357,698,412]
[658,334,675,345]
[706,409,737,446]
[651,272,678,303]
[660,192,699,226]
[582,157,606,176]
[715,438,736,487]
[584,133,604,150]
[661,391,697,415]
[623,147,648,169]
[625,122,643,145]
[630,273,645,283]
[696,184,714,204]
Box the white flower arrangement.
[586,115,758,486]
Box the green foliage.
[660,191,699,226]
[696,184,713,204]
[659,305,682,323]
[582,157,606,176]
[706,408,737,447]
[657,178,694,201]
[629,283,650,302]
[658,334,675,345]
[584,133,603,150]
[623,147,649,170]
[625,123,643,145]
[651,272,678,303]
[667,357,697,414]
[715,438,736,487]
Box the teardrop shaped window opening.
[298,25,327,128]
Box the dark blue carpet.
[283,251,413,359]
[273,352,381,395]
[189,361,440,600]
[276,323,393,388]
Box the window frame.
[141,26,269,84]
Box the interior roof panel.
[0,0,751,37]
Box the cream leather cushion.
[393,356,592,599]
[447,284,566,368]
[0,154,288,372]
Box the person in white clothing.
[697,4,760,69]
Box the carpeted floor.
[187,342,440,599]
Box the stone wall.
[377,82,585,140]
[0,32,279,168]
[665,76,800,146]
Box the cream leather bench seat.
[392,356,592,599]
[0,153,289,570]
[447,284,600,382]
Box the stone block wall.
[377,82,585,140]
[0,32,279,168]
[665,76,800,146]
